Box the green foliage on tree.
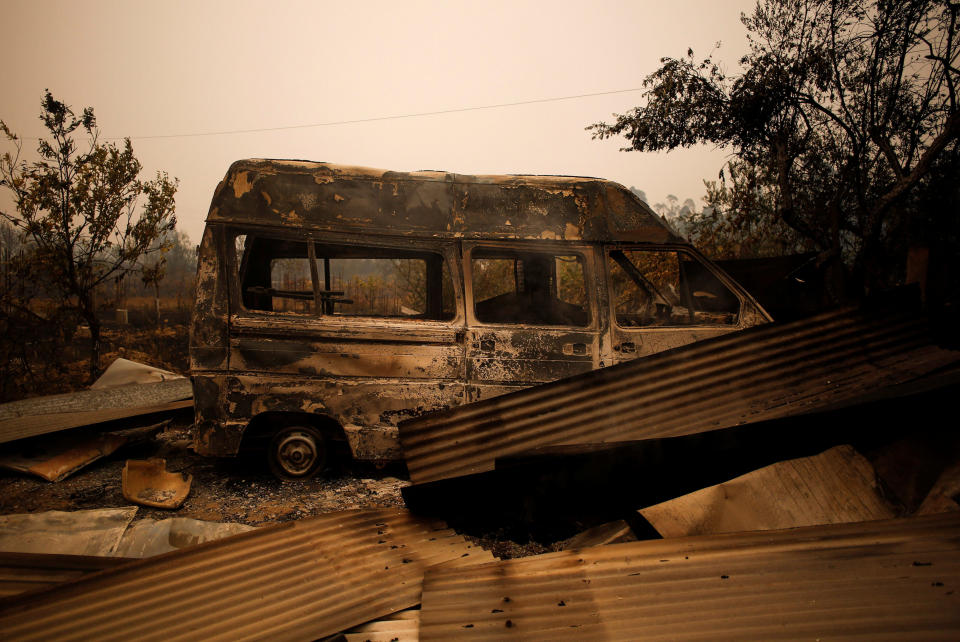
[0,91,178,379]
[590,0,960,298]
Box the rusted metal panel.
[418,512,960,640]
[0,399,193,446]
[341,608,420,642]
[0,508,139,557]
[205,159,681,244]
[121,459,193,509]
[0,553,132,600]
[403,371,960,537]
[0,379,191,422]
[639,444,897,537]
[90,359,184,389]
[399,306,960,484]
[0,508,494,642]
[0,432,127,482]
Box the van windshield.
[235,234,455,320]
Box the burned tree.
[590,0,960,298]
[0,92,178,379]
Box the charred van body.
[190,160,771,478]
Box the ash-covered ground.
[0,416,565,558]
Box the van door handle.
[617,342,636,353]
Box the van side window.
[471,248,589,327]
[608,249,739,327]
[236,233,455,320]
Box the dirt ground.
[0,413,565,559]
[0,414,409,528]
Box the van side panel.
[218,375,465,460]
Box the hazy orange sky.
[2,0,756,243]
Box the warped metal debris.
[339,608,421,642]
[0,508,139,557]
[0,398,193,445]
[0,432,127,482]
[418,512,960,640]
[403,373,959,535]
[400,305,960,484]
[90,359,184,390]
[113,517,254,559]
[562,520,636,550]
[0,379,192,420]
[0,508,494,642]
[0,553,132,600]
[121,458,193,509]
[639,444,896,537]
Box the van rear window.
[235,234,455,320]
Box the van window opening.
[235,233,455,320]
[608,249,739,327]
[471,248,590,327]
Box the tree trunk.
[154,283,161,325]
[79,292,101,383]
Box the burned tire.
[267,425,327,480]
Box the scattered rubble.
[0,305,957,639]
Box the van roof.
[206,159,684,243]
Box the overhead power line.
[101,87,644,141]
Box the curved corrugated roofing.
[205,159,682,243]
[0,508,494,641]
[418,512,960,640]
[399,306,960,484]
[0,553,131,600]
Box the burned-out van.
[191,159,771,478]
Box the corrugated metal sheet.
[0,379,192,420]
[0,508,493,642]
[0,552,131,600]
[639,445,896,537]
[400,306,960,484]
[342,608,420,642]
[418,512,960,640]
[0,399,193,445]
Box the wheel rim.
[274,430,318,477]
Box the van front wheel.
[268,425,327,480]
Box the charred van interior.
[237,234,455,320]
